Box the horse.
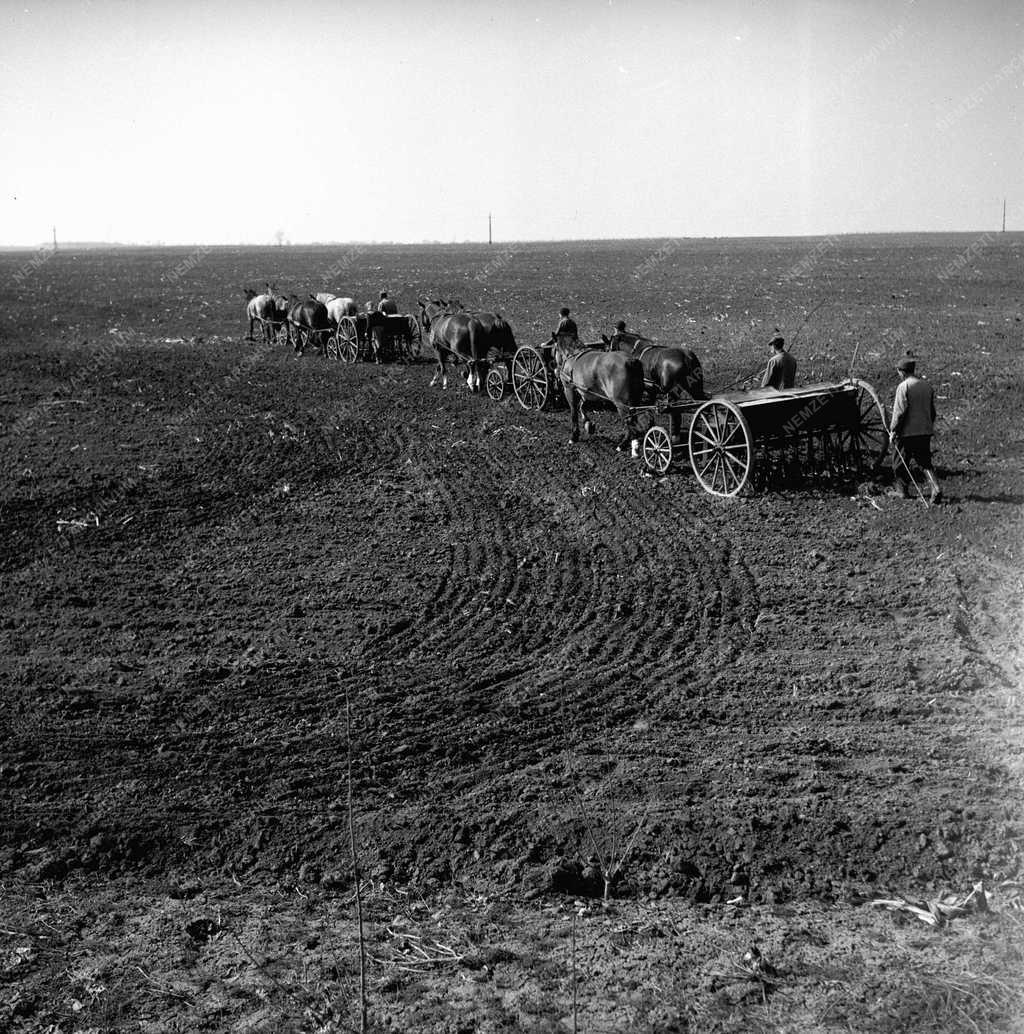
[326,297,358,324]
[461,307,516,372]
[552,334,646,453]
[287,296,332,355]
[604,330,708,439]
[418,298,514,391]
[243,284,290,342]
[314,292,337,305]
[242,284,277,341]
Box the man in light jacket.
[889,355,941,503]
[761,334,797,389]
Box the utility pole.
[1002,198,1006,233]
[52,226,58,251]
[488,212,492,245]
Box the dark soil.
[1,237,1022,1031]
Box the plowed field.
[2,237,1022,1032]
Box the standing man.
[377,290,398,315]
[552,306,579,343]
[889,355,941,503]
[761,334,797,389]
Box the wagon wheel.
[688,399,754,497]
[642,424,674,475]
[486,364,509,401]
[512,345,553,410]
[274,322,289,347]
[405,316,422,361]
[338,317,359,364]
[325,329,341,361]
[841,378,889,476]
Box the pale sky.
[1,0,1021,245]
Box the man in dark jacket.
[606,319,628,350]
[553,306,579,342]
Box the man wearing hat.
[889,354,940,502]
[377,290,398,315]
[761,334,797,389]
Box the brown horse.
[418,299,514,391]
[553,334,646,453]
[604,331,707,400]
[463,306,516,368]
[287,297,331,355]
[604,330,708,438]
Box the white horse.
[243,284,289,342]
[243,285,277,341]
[326,297,359,324]
[314,292,337,305]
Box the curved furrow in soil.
[374,467,491,667]
[500,472,763,778]
[362,419,598,680]
[407,444,722,769]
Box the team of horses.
[243,285,707,452]
[417,299,515,391]
[243,284,330,354]
[243,285,393,357]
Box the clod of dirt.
[298,862,321,884]
[184,917,219,943]
[320,868,350,889]
[461,947,517,971]
[169,878,203,899]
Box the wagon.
[325,311,422,364]
[638,379,888,496]
[252,317,289,348]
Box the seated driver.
[606,319,628,350]
[552,306,579,343]
[761,334,797,389]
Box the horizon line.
[0,228,1018,251]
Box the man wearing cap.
[889,355,940,502]
[552,306,579,343]
[606,319,628,351]
[377,290,398,315]
[761,335,797,389]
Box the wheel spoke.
[692,427,720,447]
[721,422,743,446]
[711,456,725,493]
[721,449,747,475]
[695,452,718,481]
